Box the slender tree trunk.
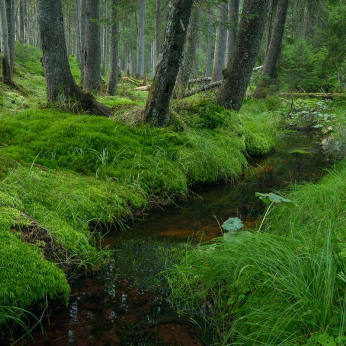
[155,0,161,66]
[76,0,81,62]
[102,0,108,77]
[5,0,15,69]
[254,0,289,98]
[37,0,110,115]
[226,0,239,63]
[211,2,228,82]
[205,7,214,78]
[136,0,146,78]
[107,0,119,95]
[80,0,86,83]
[83,0,101,91]
[19,0,25,43]
[217,0,270,111]
[0,0,12,85]
[174,7,200,99]
[144,0,194,127]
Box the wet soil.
[7,131,330,346]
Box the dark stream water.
[10,131,331,346]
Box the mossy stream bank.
[5,130,331,346]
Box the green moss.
[0,232,70,324]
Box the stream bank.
[5,130,330,346]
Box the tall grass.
[167,230,346,345]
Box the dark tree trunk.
[144,0,194,127]
[136,0,146,78]
[107,0,119,96]
[19,0,25,43]
[80,0,86,83]
[205,7,213,78]
[254,0,289,98]
[226,0,239,63]
[173,7,200,99]
[5,0,15,69]
[155,0,161,65]
[83,0,101,91]
[102,0,108,77]
[0,0,12,85]
[211,2,228,82]
[76,0,81,62]
[37,0,111,116]
[217,0,270,111]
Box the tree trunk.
[19,0,25,43]
[254,0,289,98]
[211,2,228,82]
[155,0,161,66]
[226,0,239,63]
[80,0,86,83]
[37,0,111,116]
[173,7,200,99]
[217,0,270,111]
[76,0,81,62]
[0,0,12,85]
[107,0,119,96]
[102,0,108,77]
[144,0,194,127]
[83,0,101,91]
[5,0,15,69]
[136,0,146,78]
[205,7,213,78]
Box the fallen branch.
[281,93,344,99]
[184,81,222,98]
[188,77,212,84]
[123,77,142,86]
[253,65,263,71]
[135,85,151,91]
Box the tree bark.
[83,0,101,91]
[144,0,194,127]
[173,7,200,99]
[136,0,146,78]
[5,0,15,69]
[226,0,239,63]
[19,0,25,43]
[0,0,12,85]
[254,0,289,98]
[205,7,214,78]
[107,0,119,96]
[37,0,111,116]
[155,0,161,66]
[217,0,270,111]
[76,0,81,62]
[211,2,228,82]
[80,0,86,83]
[102,0,108,77]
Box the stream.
[11,131,331,346]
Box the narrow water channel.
[14,131,330,346]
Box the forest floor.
[0,43,281,335]
[1,43,346,345]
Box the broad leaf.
[255,192,296,207]
[222,217,243,232]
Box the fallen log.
[281,93,344,99]
[188,77,212,84]
[135,85,151,91]
[253,65,263,71]
[123,77,142,86]
[184,81,222,98]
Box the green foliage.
[222,217,243,232]
[0,231,70,327]
[14,42,43,76]
[167,231,346,346]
